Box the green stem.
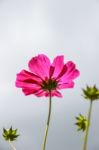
[8,140,16,150]
[83,101,93,150]
[42,91,52,150]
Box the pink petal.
[49,66,55,78]
[59,61,80,83]
[16,81,41,89]
[56,64,67,79]
[16,70,42,82]
[15,70,42,88]
[43,90,63,97]
[51,90,63,97]
[22,87,42,96]
[51,55,64,78]
[28,54,51,79]
[23,87,63,97]
[66,61,79,78]
[58,82,74,89]
[34,90,46,97]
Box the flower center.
[42,79,57,91]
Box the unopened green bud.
[2,126,19,141]
[75,114,88,132]
[82,85,99,101]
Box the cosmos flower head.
[3,126,19,141]
[15,54,80,97]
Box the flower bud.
[82,85,99,101]
[75,114,88,132]
[2,126,19,141]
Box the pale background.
[0,0,99,150]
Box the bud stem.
[83,101,93,150]
[8,140,16,150]
[42,91,52,150]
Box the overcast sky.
[0,0,99,150]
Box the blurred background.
[0,0,99,149]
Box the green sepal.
[2,126,19,141]
[82,85,99,101]
[75,114,88,132]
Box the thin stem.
[83,101,93,150]
[42,91,52,150]
[8,140,16,150]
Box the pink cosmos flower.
[15,54,80,97]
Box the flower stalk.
[83,101,93,150]
[42,91,52,150]
[8,140,16,150]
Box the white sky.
[0,0,99,150]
